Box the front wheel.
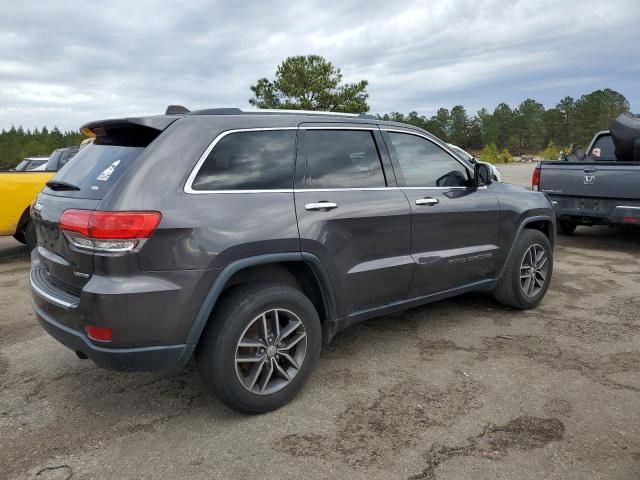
[196,283,321,414]
[493,229,553,309]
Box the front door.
[382,129,501,298]
[295,126,413,317]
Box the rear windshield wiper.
[46,180,81,191]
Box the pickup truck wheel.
[557,220,577,235]
[493,229,553,309]
[196,282,321,414]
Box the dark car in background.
[40,146,79,171]
[30,107,556,413]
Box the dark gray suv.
[30,107,556,413]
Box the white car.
[447,144,502,182]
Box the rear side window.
[589,134,616,161]
[192,130,296,191]
[305,130,386,188]
[45,144,144,199]
[387,132,468,187]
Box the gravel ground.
[1,163,639,479]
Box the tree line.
[0,126,84,170]
[379,88,630,154]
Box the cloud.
[0,0,638,130]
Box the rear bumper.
[33,300,194,371]
[549,196,640,225]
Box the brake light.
[532,165,541,191]
[59,210,161,252]
[623,217,639,224]
[84,325,113,342]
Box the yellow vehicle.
[0,171,55,248]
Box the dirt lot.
[1,163,639,479]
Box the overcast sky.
[1,0,639,130]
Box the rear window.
[44,144,144,199]
[589,134,616,161]
[191,130,296,191]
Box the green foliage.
[0,126,84,170]
[498,148,513,163]
[479,143,499,164]
[249,55,369,113]
[540,141,560,160]
[382,88,631,153]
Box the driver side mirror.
[474,163,492,186]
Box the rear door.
[294,125,413,317]
[31,124,163,295]
[382,129,501,297]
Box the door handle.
[415,197,439,206]
[305,201,338,211]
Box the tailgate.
[32,192,99,295]
[539,162,640,200]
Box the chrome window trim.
[184,126,480,194]
[380,127,474,181]
[184,127,299,194]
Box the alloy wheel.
[520,243,548,297]
[235,309,307,395]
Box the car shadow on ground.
[558,225,640,254]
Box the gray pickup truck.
[535,114,640,234]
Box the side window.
[305,130,386,188]
[192,130,296,191]
[387,132,469,187]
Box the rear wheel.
[557,220,577,235]
[493,229,553,309]
[196,282,321,414]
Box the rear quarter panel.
[491,182,556,268]
[0,171,54,235]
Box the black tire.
[557,220,577,235]
[493,229,553,309]
[196,282,321,414]
[23,221,37,250]
[12,231,26,245]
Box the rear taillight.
[531,165,541,191]
[59,210,161,253]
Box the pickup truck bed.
[538,161,640,228]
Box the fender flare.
[185,252,337,345]
[498,215,556,279]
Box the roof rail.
[188,107,375,118]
